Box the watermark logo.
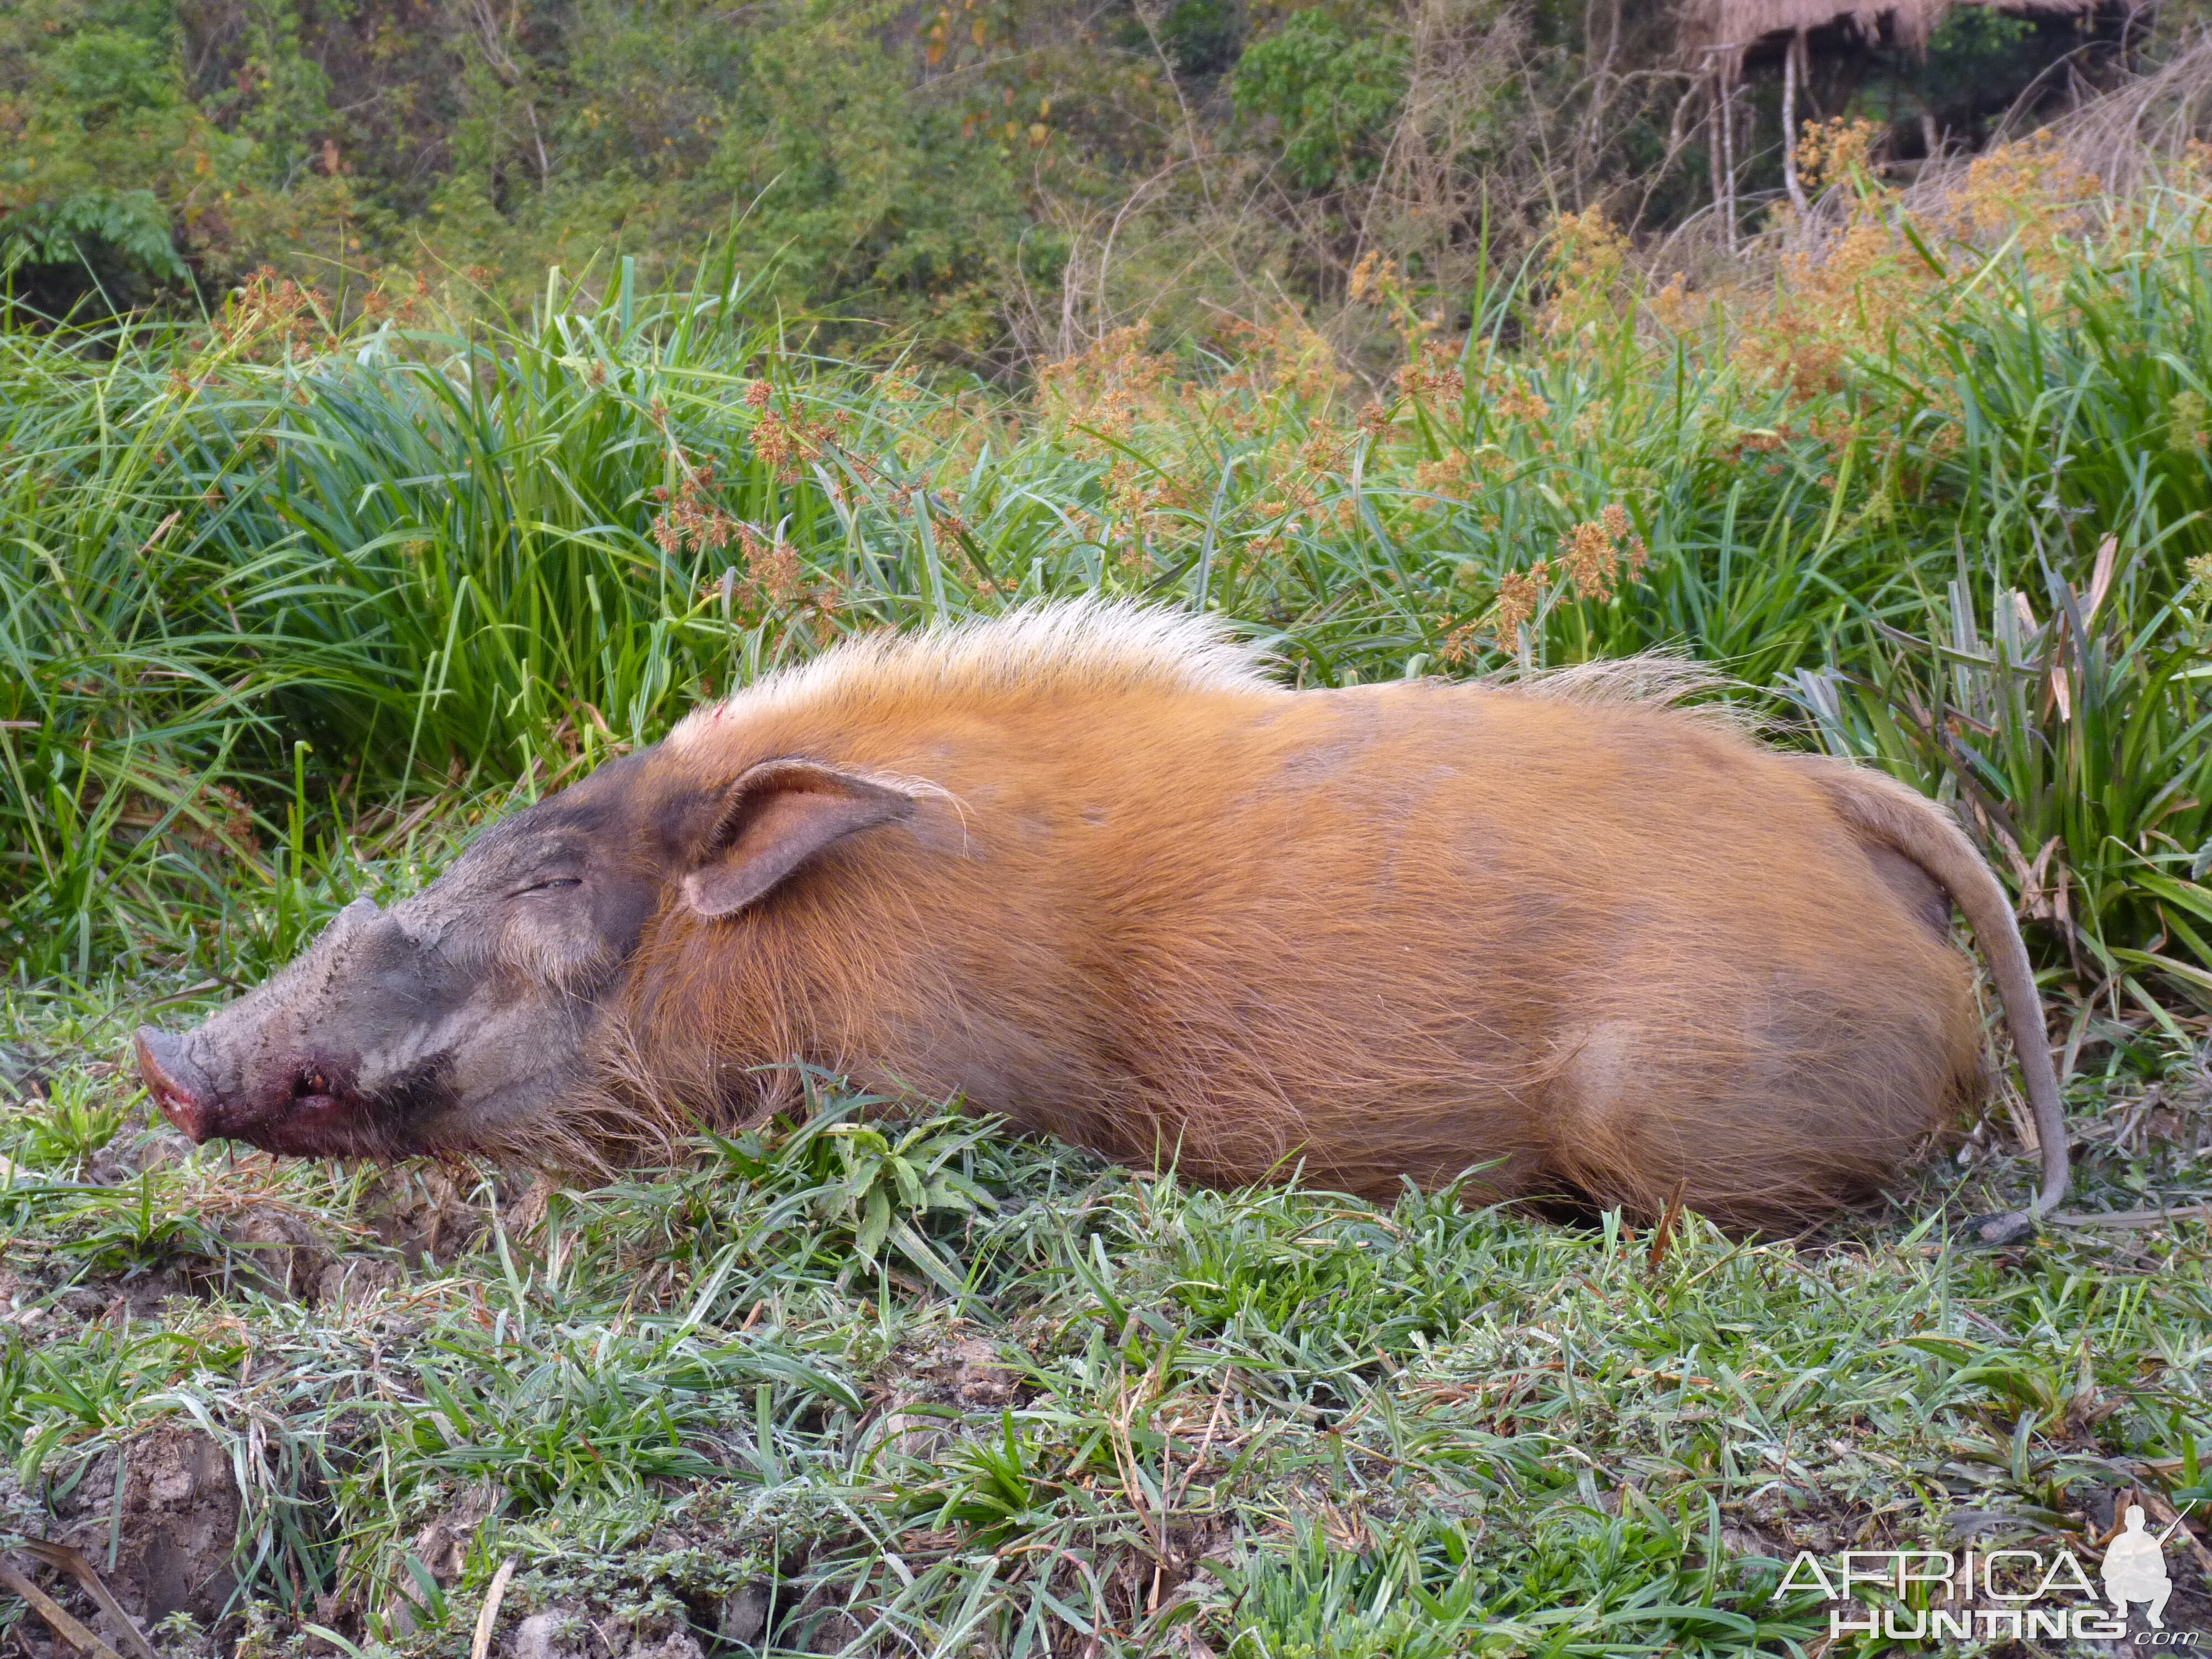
[1778,1506,2202,1645]
[2106,1504,2180,1630]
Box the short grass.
[2,946,2209,1657]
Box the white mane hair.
[669,598,1280,749]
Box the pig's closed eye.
[514,877,583,897]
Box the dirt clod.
[717,1582,770,1646]
[502,1610,703,1659]
[508,1609,588,1659]
[223,1207,333,1300]
[45,1423,241,1625]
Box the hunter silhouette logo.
[2103,1504,2178,1629]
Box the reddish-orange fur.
[565,612,2054,1230]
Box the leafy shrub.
[1232,12,1410,191]
[0,2,208,309]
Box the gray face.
[134,757,674,1160]
[133,748,919,1163]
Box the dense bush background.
[0,0,2169,364]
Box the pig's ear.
[681,759,914,919]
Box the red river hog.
[135,601,2070,1239]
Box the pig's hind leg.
[1538,1008,1948,1231]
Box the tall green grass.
[1782,201,2212,1018]
[4,196,2210,1020]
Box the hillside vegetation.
[0,0,2158,363]
[2,53,2212,1659]
[8,118,2212,1006]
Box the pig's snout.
[135,1027,220,1142]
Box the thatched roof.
[1680,0,2099,62]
